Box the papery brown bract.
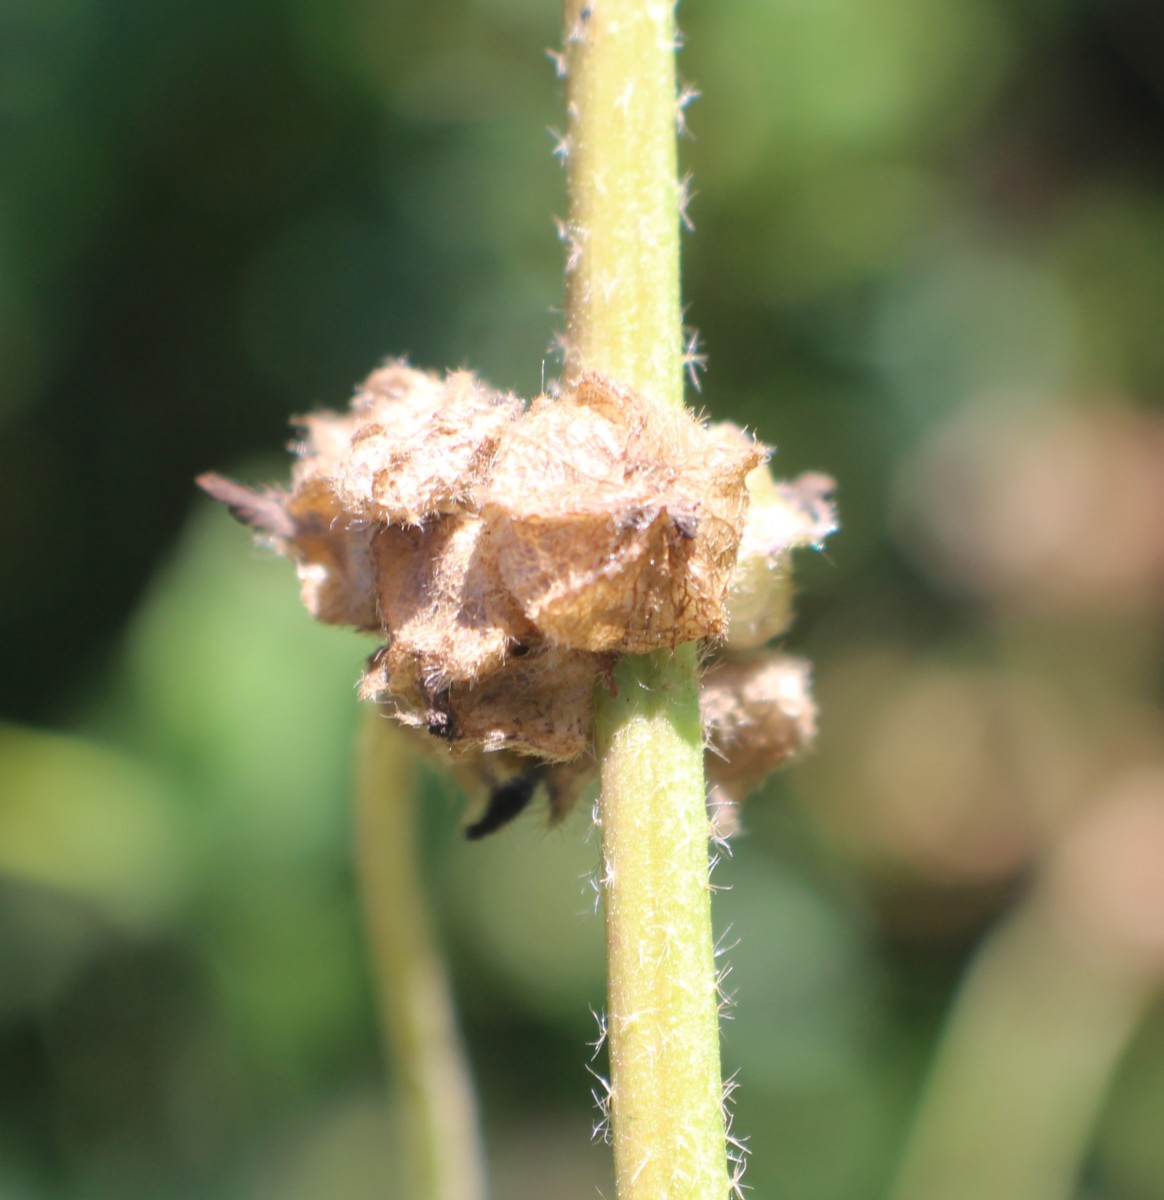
[372,515,534,696]
[485,373,764,652]
[362,641,601,764]
[702,651,818,834]
[726,468,837,649]
[284,479,382,630]
[293,362,524,527]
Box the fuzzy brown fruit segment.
[701,652,819,837]
[198,361,835,828]
[485,375,763,652]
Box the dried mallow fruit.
[702,652,818,836]
[485,374,764,652]
[293,363,524,527]
[371,514,534,693]
[361,641,600,763]
[198,360,835,836]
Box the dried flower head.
[199,360,834,834]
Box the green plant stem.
[563,2,731,1197]
[355,709,487,1200]
[562,0,683,409]
[595,650,730,1199]
[889,901,1150,1200]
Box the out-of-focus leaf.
[1050,190,1164,396]
[691,0,1013,185]
[120,502,364,872]
[446,815,606,1024]
[249,1093,400,1200]
[0,723,185,927]
[717,846,877,1087]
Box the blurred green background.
[5,0,1164,1196]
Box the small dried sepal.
[196,472,382,631]
[432,745,597,839]
[285,480,382,630]
[726,467,836,649]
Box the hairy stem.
[563,2,731,1196]
[562,0,684,407]
[355,709,487,1200]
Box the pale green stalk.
[355,709,487,1200]
[563,2,731,1197]
[889,901,1150,1200]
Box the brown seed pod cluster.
[199,361,834,833]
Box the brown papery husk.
[702,651,818,805]
[362,642,601,763]
[484,373,763,653]
[292,362,523,527]
[373,514,536,695]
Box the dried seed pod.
[726,467,837,649]
[295,362,524,527]
[372,513,534,694]
[484,373,764,652]
[362,642,600,763]
[702,651,817,812]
